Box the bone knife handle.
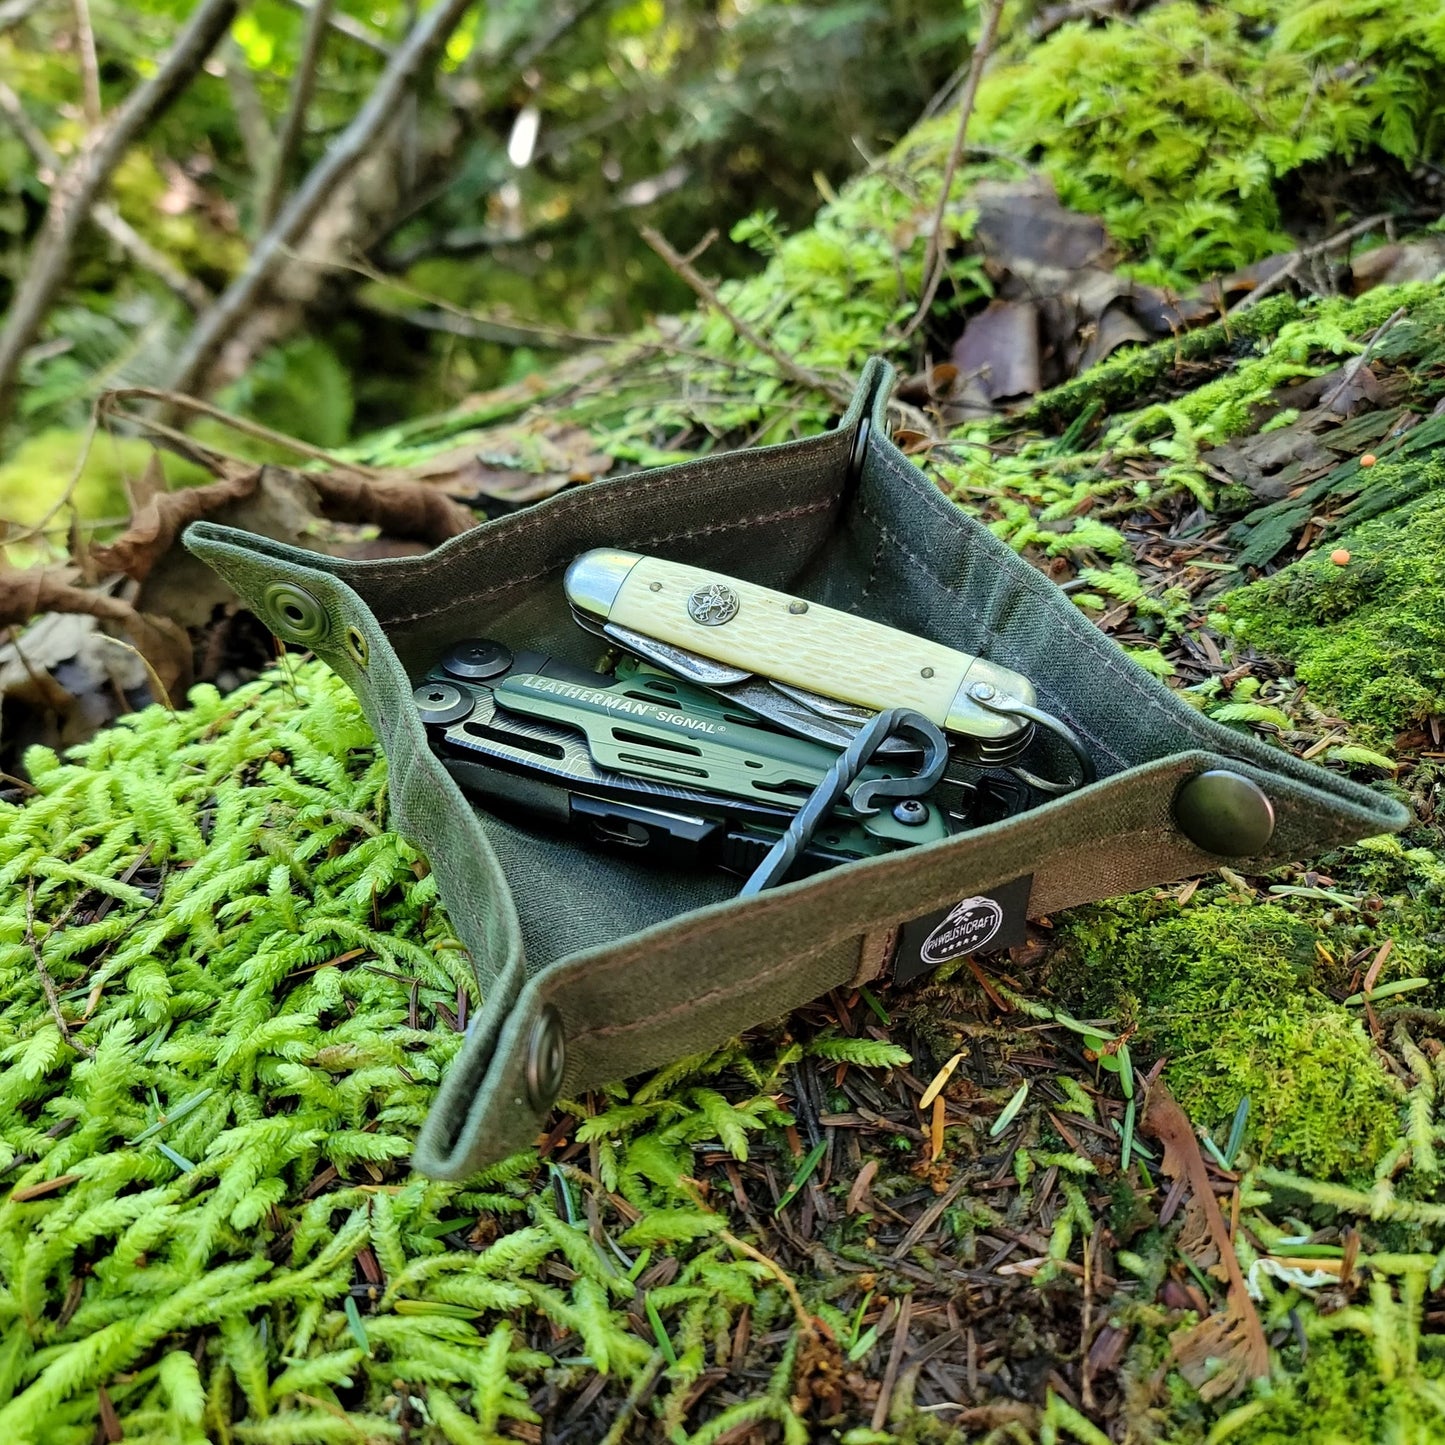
[564,549,1035,739]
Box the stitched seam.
[383,496,840,626]
[860,451,1229,757]
[346,440,842,587]
[856,524,887,612]
[861,498,1134,769]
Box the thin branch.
[98,386,389,477]
[25,882,96,1061]
[0,79,212,310]
[166,0,478,400]
[323,249,836,394]
[900,0,1005,340]
[72,0,102,125]
[1318,304,1408,414]
[279,0,390,56]
[258,0,334,229]
[1231,212,1393,313]
[221,37,275,194]
[0,0,240,431]
[0,77,54,174]
[719,1230,816,1339]
[640,225,853,407]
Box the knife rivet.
[789,601,808,614]
[649,581,662,592]
[971,682,996,701]
[921,666,934,678]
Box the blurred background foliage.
[0,0,969,468]
[3,0,1445,529]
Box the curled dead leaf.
[1143,1081,1269,1401]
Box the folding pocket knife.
[564,548,1062,771]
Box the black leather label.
[893,874,1033,985]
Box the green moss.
[0,430,207,538]
[1213,1331,1445,1444]
[0,665,810,1441]
[971,0,1445,284]
[1053,896,1400,1179]
[1219,482,1445,737]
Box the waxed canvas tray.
[186,358,1407,1177]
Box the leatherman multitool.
[413,641,960,879]
[564,549,1092,792]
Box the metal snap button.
[442,638,513,681]
[262,582,330,645]
[1173,769,1276,857]
[413,682,472,726]
[847,415,871,484]
[525,1005,566,1113]
[344,625,369,668]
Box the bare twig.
[0,80,211,310]
[222,38,275,192]
[72,0,102,124]
[279,0,390,55]
[640,225,853,406]
[98,634,176,716]
[718,1229,817,1339]
[24,882,96,1060]
[167,0,477,400]
[1231,212,1392,313]
[1319,304,1408,414]
[258,0,334,228]
[871,1294,913,1431]
[98,386,389,477]
[0,0,240,430]
[0,77,55,175]
[900,0,1005,340]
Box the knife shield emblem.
[687,582,741,626]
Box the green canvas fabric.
[185,358,1408,1179]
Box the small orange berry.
[1360,453,1377,467]
[1331,548,1351,565]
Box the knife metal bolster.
[563,549,643,620]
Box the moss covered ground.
[9,0,1445,1439]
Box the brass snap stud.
[525,1005,566,1113]
[1173,769,1276,857]
[262,582,330,645]
[344,625,369,668]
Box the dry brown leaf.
[91,468,262,582]
[1144,1081,1268,1401]
[409,422,615,507]
[952,300,1041,404]
[89,456,474,622]
[1,600,192,744]
[972,175,1114,276]
[0,564,133,630]
[134,467,324,629]
[1350,239,1445,293]
[310,469,476,544]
